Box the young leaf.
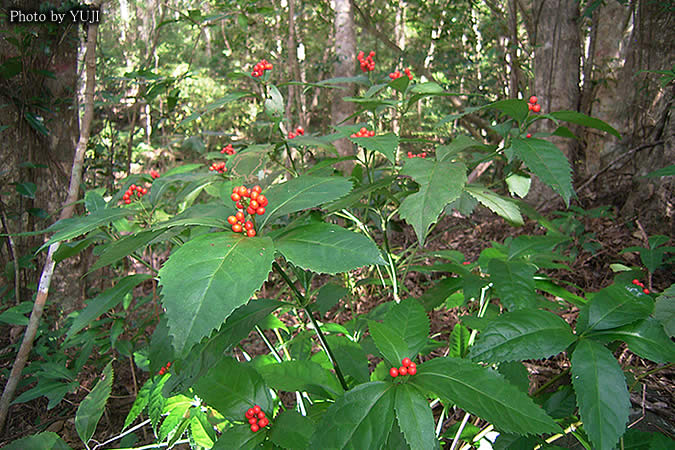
[587,317,675,363]
[194,357,273,418]
[75,362,113,445]
[158,395,193,441]
[579,283,654,332]
[549,111,621,138]
[158,233,275,355]
[369,320,409,367]
[148,375,168,430]
[394,384,439,450]
[399,159,467,245]
[269,410,316,449]
[273,222,385,274]
[469,309,575,362]
[257,360,343,398]
[309,382,396,449]
[383,297,430,358]
[348,133,399,163]
[448,323,471,358]
[488,259,538,310]
[465,185,524,225]
[123,378,153,429]
[571,339,630,450]
[511,138,574,206]
[412,357,560,436]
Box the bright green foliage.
[578,283,653,332]
[75,362,113,445]
[464,185,524,225]
[469,310,576,362]
[123,378,153,429]
[448,323,470,358]
[549,111,621,138]
[325,335,370,384]
[213,424,267,449]
[394,384,439,450]
[269,410,316,449]
[399,158,467,245]
[511,138,574,206]
[148,375,168,430]
[348,133,399,163]
[621,235,674,274]
[256,360,343,398]
[88,230,165,273]
[436,135,492,161]
[487,99,529,123]
[158,233,275,355]
[273,222,385,274]
[571,339,630,450]
[412,358,560,435]
[383,298,430,358]
[497,361,530,394]
[1,432,72,450]
[39,208,134,251]
[488,259,538,310]
[369,320,409,367]
[158,395,193,441]
[587,317,675,363]
[195,357,273,419]
[309,382,396,449]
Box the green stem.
[532,368,570,397]
[255,325,283,363]
[629,362,674,393]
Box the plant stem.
[255,325,283,363]
[629,362,674,393]
[532,368,570,397]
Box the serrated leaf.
[269,410,316,449]
[195,357,273,418]
[511,138,574,205]
[383,298,430,358]
[158,395,193,441]
[412,357,559,435]
[497,361,530,393]
[580,283,654,332]
[39,208,133,252]
[348,133,399,163]
[123,378,153,429]
[587,317,675,363]
[148,375,168,430]
[273,222,385,274]
[309,381,396,449]
[76,362,113,445]
[260,175,352,229]
[571,339,630,450]
[399,159,467,245]
[212,424,267,449]
[67,274,151,339]
[2,432,72,450]
[465,185,523,225]
[488,259,537,310]
[394,384,439,450]
[325,335,369,383]
[654,285,675,337]
[257,360,342,398]
[369,320,409,367]
[469,310,575,362]
[549,111,620,138]
[89,230,165,273]
[448,323,470,358]
[158,233,275,355]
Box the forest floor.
[1,206,673,449]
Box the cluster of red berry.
[287,126,305,139]
[351,127,375,138]
[528,95,541,113]
[389,68,412,80]
[357,51,375,72]
[632,279,650,294]
[252,59,273,78]
[122,184,148,204]
[245,405,269,432]
[150,169,160,179]
[406,151,427,158]
[389,357,417,377]
[221,144,235,155]
[209,161,227,173]
[228,185,268,237]
[158,361,172,376]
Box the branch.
[0,17,100,432]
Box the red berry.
[399,366,408,376]
[532,104,541,113]
[247,408,255,417]
[236,212,245,221]
[257,411,265,419]
[408,362,416,370]
[252,185,262,193]
[238,186,248,196]
[258,195,268,207]
[408,366,417,375]
[231,193,241,202]
[247,229,256,237]
[369,51,375,57]
[130,184,136,190]
[124,199,131,204]
[166,362,171,367]
[256,207,265,215]
[227,216,237,225]
[526,133,532,138]
[258,417,269,427]
[250,191,259,200]
[236,201,243,209]
[142,188,148,194]
[244,221,254,230]
[643,288,650,294]
[250,424,259,432]
[632,279,640,285]
[248,417,257,425]
[252,405,261,414]
[247,206,256,215]
[232,224,243,233]
[123,193,130,200]
[389,367,399,378]
[402,358,411,367]
[529,96,538,104]
[296,126,304,135]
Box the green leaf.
[399,159,467,245]
[39,208,132,252]
[412,357,559,435]
[257,360,342,398]
[213,424,267,449]
[348,133,399,163]
[309,381,396,449]
[469,310,575,362]
[158,395,192,441]
[506,173,531,198]
[465,185,524,225]
[260,175,352,229]
[123,378,153,429]
[76,362,113,445]
[158,233,275,355]
[535,279,587,307]
[89,230,165,273]
[195,357,273,418]
[549,111,621,138]
[497,361,530,394]
[67,274,151,339]
[148,375,168,430]
[315,283,349,315]
[179,92,253,127]
[265,84,284,119]
[273,223,385,274]
[53,238,95,263]
[654,285,675,337]
[394,384,439,450]
[488,259,538,310]
[579,283,654,332]
[84,190,107,213]
[154,203,229,230]
[383,298,430,358]
[587,317,675,363]
[12,380,78,408]
[644,164,675,178]
[2,432,72,450]
[571,339,630,450]
[418,277,464,311]
[15,181,36,198]
[24,111,49,136]
[486,99,529,123]
[269,410,316,449]
[436,135,493,162]
[369,320,408,367]
[511,138,574,205]
[325,335,369,383]
[448,323,470,358]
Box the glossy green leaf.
[260,175,352,229]
[269,410,316,449]
[535,279,586,306]
[369,320,408,367]
[497,361,530,393]
[486,99,529,123]
[325,335,369,383]
[394,384,439,450]
[154,203,230,230]
[158,233,275,355]
[75,362,113,445]
[53,238,95,263]
[348,133,399,163]
[383,297,430,358]
[654,285,675,337]
[89,229,165,273]
[571,339,630,450]
[195,357,273,418]
[412,357,559,435]
[550,111,620,138]
[587,317,675,363]
[256,360,342,398]
[511,138,574,205]
[67,274,151,339]
[309,381,396,449]
[399,159,467,245]
[448,323,470,358]
[579,283,654,332]
[488,259,537,310]
[2,432,72,450]
[212,424,267,449]
[273,222,385,274]
[158,395,193,441]
[123,378,153,429]
[469,310,575,362]
[39,208,132,252]
[465,185,524,225]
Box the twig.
[0,202,21,305]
